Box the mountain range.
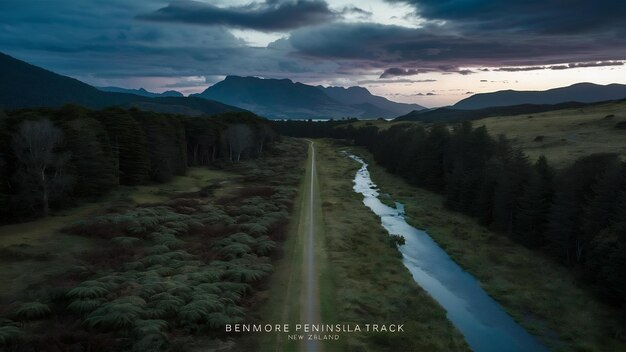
[453,83,626,110]
[0,52,241,116]
[98,86,183,98]
[192,75,424,119]
[3,51,626,121]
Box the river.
[348,154,548,352]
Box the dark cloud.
[495,66,546,72]
[288,23,626,71]
[387,0,626,35]
[340,6,372,19]
[495,61,624,72]
[380,67,419,78]
[289,23,626,70]
[137,0,336,32]
[358,78,437,85]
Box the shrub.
[389,234,406,248]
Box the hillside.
[193,75,423,119]
[395,101,592,122]
[475,100,626,168]
[454,83,626,110]
[0,52,241,116]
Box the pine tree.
[63,117,117,197]
[95,108,150,185]
[582,161,624,240]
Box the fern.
[224,267,268,282]
[150,293,185,313]
[124,260,145,271]
[215,282,250,293]
[155,265,177,277]
[178,295,222,323]
[142,254,170,266]
[226,232,256,245]
[0,325,21,345]
[112,236,141,248]
[142,307,167,319]
[134,319,168,335]
[194,283,222,294]
[240,222,268,236]
[206,312,232,328]
[188,268,223,283]
[218,243,252,259]
[114,296,146,307]
[167,285,194,302]
[147,244,170,255]
[85,302,144,330]
[224,304,245,317]
[14,302,51,321]
[68,299,102,314]
[67,283,110,299]
[255,236,277,255]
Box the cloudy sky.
[2,0,626,107]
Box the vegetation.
[0,105,276,222]
[312,140,469,351]
[276,121,626,349]
[359,144,626,351]
[475,100,626,168]
[0,136,306,351]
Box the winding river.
[348,154,548,352]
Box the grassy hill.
[475,100,626,168]
[339,100,626,169]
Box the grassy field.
[313,139,469,352]
[475,100,626,168]
[344,100,626,168]
[347,143,626,352]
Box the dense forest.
[275,120,626,317]
[0,106,276,222]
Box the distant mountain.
[98,86,183,98]
[0,52,242,116]
[193,75,424,119]
[454,83,626,110]
[318,85,424,117]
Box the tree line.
[274,120,626,313]
[0,105,276,221]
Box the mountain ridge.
[454,82,626,110]
[193,75,424,119]
[98,86,184,98]
[0,52,242,116]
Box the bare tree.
[255,123,275,154]
[11,119,71,216]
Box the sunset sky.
[2,0,626,107]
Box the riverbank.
[344,141,626,352]
[313,139,469,351]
